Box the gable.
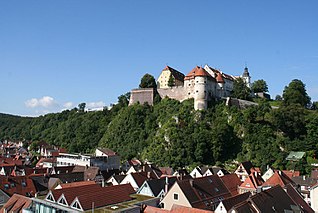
[121,174,138,190]
[137,182,155,197]
[70,197,83,211]
[57,194,68,206]
[45,191,55,202]
[160,182,191,210]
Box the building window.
[173,193,179,200]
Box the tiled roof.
[145,177,177,197]
[58,180,96,188]
[216,73,224,83]
[97,148,117,156]
[184,66,213,81]
[221,192,251,211]
[282,170,300,179]
[130,172,152,188]
[311,169,318,179]
[178,175,232,210]
[162,66,185,82]
[262,171,293,188]
[144,205,214,213]
[230,200,256,213]
[0,193,32,213]
[285,183,314,213]
[221,174,241,196]
[292,175,316,187]
[0,176,37,197]
[50,183,134,211]
[240,173,264,190]
[84,166,100,180]
[249,185,299,212]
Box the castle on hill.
[129,65,251,110]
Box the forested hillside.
[1,79,318,173]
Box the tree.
[275,95,283,101]
[78,103,86,112]
[251,79,268,93]
[139,74,157,89]
[168,75,175,87]
[282,79,311,108]
[232,78,252,100]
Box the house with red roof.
[234,161,260,182]
[0,193,32,213]
[238,172,264,195]
[160,175,232,211]
[30,183,135,212]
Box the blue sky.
[1,1,317,116]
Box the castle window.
[189,84,191,86]
[188,92,190,95]
[196,90,198,93]
[196,81,199,83]
[204,81,206,83]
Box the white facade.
[120,173,140,191]
[310,185,318,212]
[56,149,120,170]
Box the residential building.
[160,175,232,211]
[56,148,120,170]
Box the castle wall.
[157,86,187,102]
[129,88,154,106]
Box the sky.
[1,1,317,116]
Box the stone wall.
[157,86,187,102]
[129,88,154,106]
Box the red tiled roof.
[221,192,251,211]
[282,170,300,179]
[97,148,117,156]
[50,183,135,210]
[240,173,264,190]
[262,171,294,188]
[0,194,32,213]
[221,174,241,196]
[216,73,224,83]
[184,66,213,81]
[0,176,37,197]
[177,175,232,210]
[162,66,185,82]
[58,180,96,189]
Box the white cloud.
[63,102,74,108]
[87,101,105,109]
[25,96,58,108]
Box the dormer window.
[72,201,82,210]
[4,184,9,189]
[47,194,54,202]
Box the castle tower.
[184,66,211,110]
[242,67,251,88]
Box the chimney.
[303,175,306,181]
[278,170,281,175]
[189,179,194,187]
[165,176,169,193]
[254,171,257,177]
[147,171,151,179]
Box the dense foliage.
[1,79,318,173]
[251,79,268,93]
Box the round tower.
[194,75,207,110]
